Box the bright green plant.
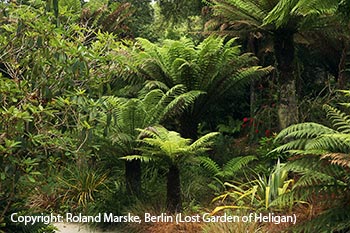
[135,35,272,138]
[198,155,257,194]
[102,85,202,195]
[271,90,350,232]
[211,159,294,214]
[123,125,219,213]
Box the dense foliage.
[0,0,349,232]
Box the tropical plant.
[123,125,219,213]
[211,159,294,214]
[209,0,339,129]
[198,155,257,194]
[103,85,202,195]
[135,35,272,138]
[271,90,350,232]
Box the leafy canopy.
[123,125,219,165]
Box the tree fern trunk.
[274,30,298,129]
[125,160,141,196]
[166,164,182,213]
[338,40,349,89]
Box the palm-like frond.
[291,0,337,16]
[104,84,202,157]
[263,0,299,28]
[134,36,271,130]
[211,0,338,36]
[274,122,336,142]
[219,155,257,177]
[324,104,350,133]
[210,0,271,27]
[198,156,221,176]
[198,155,257,193]
[273,99,350,232]
[136,126,218,166]
[189,132,219,152]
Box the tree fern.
[273,99,350,232]
[134,35,271,138]
[125,125,218,212]
[102,83,202,195]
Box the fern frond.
[291,0,337,16]
[189,132,219,152]
[271,139,310,153]
[263,0,299,28]
[211,0,267,27]
[324,104,350,133]
[274,122,336,142]
[219,155,257,177]
[162,90,204,121]
[198,156,221,176]
[321,153,350,168]
[294,205,350,233]
[305,133,350,153]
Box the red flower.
[255,129,259,134]
[243,117,249,123]
[265,129,271,137]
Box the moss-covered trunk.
[274,30,298,129]
[338,40,350,89]
[166,164,182,213]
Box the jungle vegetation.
[1,0,350,232]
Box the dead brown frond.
[321,153,350,168]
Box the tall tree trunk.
[338,40,349,89]
[274,30,298,129]
[166,164,182,213]
[247,32,260,120]
[125,160,141,196]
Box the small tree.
[135,36,271,138]
[104,86,202,195]
[124,125,218,213]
